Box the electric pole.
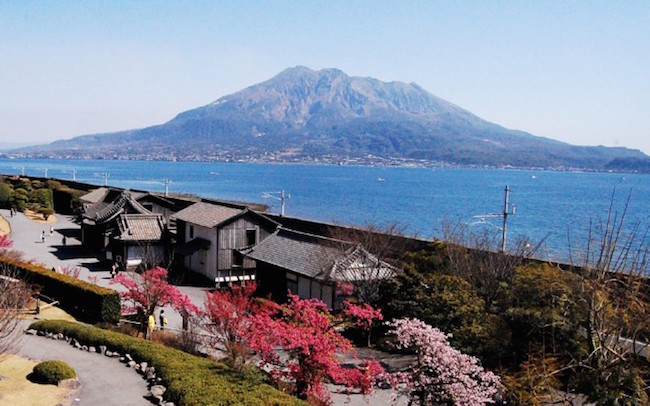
[501,185,515,252]
[262,190,290,216]
[470,185,516,252]
[163,178,171,197]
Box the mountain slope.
[13,66,648,170]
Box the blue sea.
[1,158,648,263]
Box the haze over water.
[1,158,648,264]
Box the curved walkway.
[17,326,150,405]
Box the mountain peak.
[12,67,648,171]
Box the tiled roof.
[172,202,244,228]
[80,187,109,204]
[116,214,165,241]
[83,190,151,224]
[243,228,399,282]
[242,228,350,279]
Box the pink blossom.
[388,318,502,405]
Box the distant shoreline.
[1,155,649,175]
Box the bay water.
[1,158,648,263]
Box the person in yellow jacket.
[147,313,156,339]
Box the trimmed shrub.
[32,360,76,384]
[1,258,120,323]
[30,320,306,406]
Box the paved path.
[17,323,151,406]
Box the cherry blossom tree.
[111,267,197,338]
[388,318,502,406]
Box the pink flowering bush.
[388,318,502,406]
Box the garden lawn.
[0,355,75,406]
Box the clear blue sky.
[1,1,649,154]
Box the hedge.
[32,360,77,384]
[1,257,120,323]
[29,320,306,406]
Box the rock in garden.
[99,345,107,355]
[150,385,166,397]
[25,329,37,335]
[58,378,81,389]
[127,360,136,368]
[88,346,96,353]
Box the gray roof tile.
[243,228,399,282]
[117,214,165,241]
[242,228,350,279]
[172,202,244,228]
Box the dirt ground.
[22,209,58,225]
[0,215,10,237]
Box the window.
[286,272,298,294]
[189,225,194,239]
[233,250,243,267]
[245,229,257,246]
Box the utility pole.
[280,189,286,216]
[163,178,171,197]
[501,185,515,252]
[103,172,109,186]
[262,190,290,216]
[43,168,48,178]
[470,185,515,252]
[72,169,76,181]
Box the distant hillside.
[9,66,649,171]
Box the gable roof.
[80,187,110,204]
[172,202,245,228]
[116,214,165,241]
[172,201,279,229]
